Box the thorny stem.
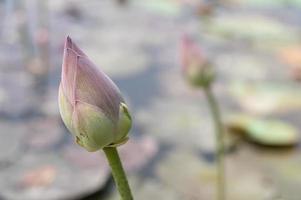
[103,147,134,200]
[204,86,226,200]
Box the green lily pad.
[226,114,299,146]
[229,0,301,8]
[247,120,299,146]
[133,0,181,16]
[207,15,299,45]
[229,82,301,115]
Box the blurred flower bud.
[58,36,132,152]
[180,35,215,88]
[196,1,214,17]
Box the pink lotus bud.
[58,36,132,152]
[180,35,214,88]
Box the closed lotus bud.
[180,35,215,88]
[58,36,132,152]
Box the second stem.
[204,86,226,200]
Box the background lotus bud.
[58,36,132,152]
[180,35,215,88]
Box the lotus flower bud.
[58,36,132,152]
[180,35,215,88]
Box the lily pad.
[226,114,299,146]
[229,81,301,115]
[133,0,181,16]
[0,152,109,200]
[247,120,299,146]
[228,0,301,8]
[207,14,299,45]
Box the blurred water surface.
[1,0,301,199]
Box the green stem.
[204,86,226,200]
[103,147,134,200]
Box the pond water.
[1,0,301,199]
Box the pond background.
[1,0,301,199]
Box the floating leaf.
[232,0,284,7]
[133,0,181,16]
[228,0,301,8]
[226,114,299,146]
[207,15,299,45]
[247,119,299,146]
[229,82,301,115]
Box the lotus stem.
[103,147,134,200]
[204,86,226,200]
